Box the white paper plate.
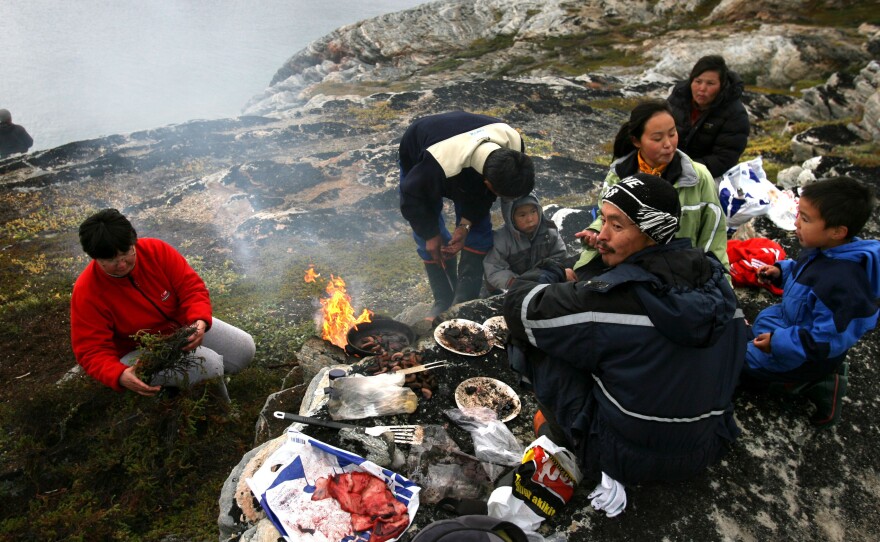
[454,376,521,422]
[482,316,509,349]
[434,318,493,357]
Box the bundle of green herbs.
[133,326,204,385]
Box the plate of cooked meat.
[434,318,493,357]
[454,376,521,422]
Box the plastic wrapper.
[404,425,494,504]
[327,373,419,420]
[444,407,523,479]
[247,429,420,542]
[487,436,583,534]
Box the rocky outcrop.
[774,60,880,138]
[245,0,870,118]
[640,25,867,88]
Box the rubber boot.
[804,362,848,428]
[452,250,486,305]
[424,261,457,318]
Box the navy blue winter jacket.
[503,239,746,484]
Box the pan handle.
[273,411,357,431]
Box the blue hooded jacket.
[746,238,880,380]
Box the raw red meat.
[312,472,409,542]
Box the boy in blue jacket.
[744,176,880,427]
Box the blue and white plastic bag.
[718,156,776,232]
[247,430,420,542]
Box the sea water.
[0,0,426,151]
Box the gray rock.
[218,438,280,541]
[776,165,804,189]
[253,385,307,445]
[774,61,880,142]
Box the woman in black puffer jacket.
[667,55,750,178]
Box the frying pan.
[344,318,416,357]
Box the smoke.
[0,1,426,151]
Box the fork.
[273,411,424,445]
[394,360,449,375]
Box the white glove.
[588,472,627,518]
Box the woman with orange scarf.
[572,100,729,278]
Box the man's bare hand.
[118,365,161,396]
[575,229,599,248]
[425,235,444,264]
[565,268,577,282]
[441,227,468,258]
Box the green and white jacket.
[574,149,729,271]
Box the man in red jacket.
[70,209,254,401]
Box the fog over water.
[0,0,426,151]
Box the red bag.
[727,238,786,295]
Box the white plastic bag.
[486,436,583,535]
[718,156,777,231]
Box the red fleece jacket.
[70,238,213,391]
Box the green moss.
[834,142,880,168]
[798,1,880,27]
[522,133,555,158]
[349,101,400,130]
[587,96,643,112]
[421,34,516,75]
[496,55,538,76]
[460,34,516,59]
[535,28,647,75]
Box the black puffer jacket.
[503,239,746,484]
[667,71,750,178]
[0,123,34,158]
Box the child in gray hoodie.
[483,194,568,293]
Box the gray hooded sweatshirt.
[483,194,568,292]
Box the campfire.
[306,267,372,349]
[304,266,434,395]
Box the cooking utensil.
[394,360,449,375]
[434,318,493,356]
[454,376,522,422]
[273,411,424,445]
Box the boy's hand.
[756,265,780,284]
[753,332,772,353]
[575,228,599,248]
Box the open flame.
[307,268,372,348]
[304,266,319,283]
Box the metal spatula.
[273,411,424,445]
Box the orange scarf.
[637,152,667,177]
